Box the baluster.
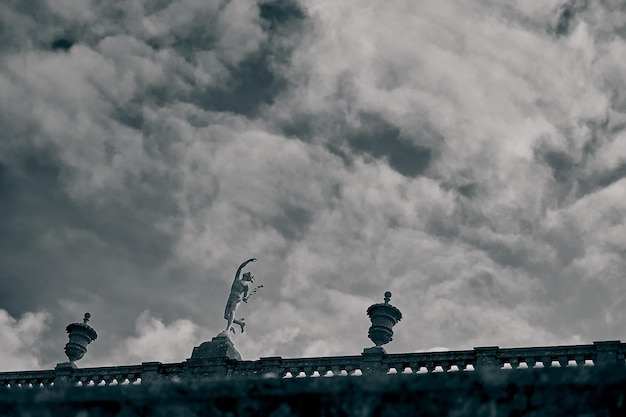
[574,356,585,367]
[541,357,551,368]
[396,363,407,374]
[455,361,466,372]
[558,356,568,367]
[509,358,520,369]
[424,362,435,373]
[415,363,428,374]
[525,357,537,368]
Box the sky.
[1,0,625,371]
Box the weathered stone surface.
[54,362,77,370]
[366,291,402,347]
[2,366,626,416]
[3,340,626,387]
[190,333,242,361]
[362,346,387,355]
[63,313,97,364]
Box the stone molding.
[1,340,624,388]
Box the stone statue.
[224,258,257,334]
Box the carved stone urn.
[64,313,98,364]
[366,292,402,348]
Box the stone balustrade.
[2,341,624,389]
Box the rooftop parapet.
[1,341,624,389]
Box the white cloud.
[88,311,205,366]
[0,310,51,371]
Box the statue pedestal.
[190,332,242,361]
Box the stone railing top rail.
[2,341,624,388]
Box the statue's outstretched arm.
[234,258,257,281]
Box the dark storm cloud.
[542,150,576,183]
[534,116,626,204]
[259,0,305,30]
[554,0,588,37]
[274,110,434,178]
[190,50,287,116]
[269,203,314,241]
[345,112,432,178]
[50,38,75,51]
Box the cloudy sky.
[1,0,626,371]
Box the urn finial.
[366,292,402,348]
[61,312,98,366]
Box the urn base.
[363,346,387,355]
[55,361,78,370]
